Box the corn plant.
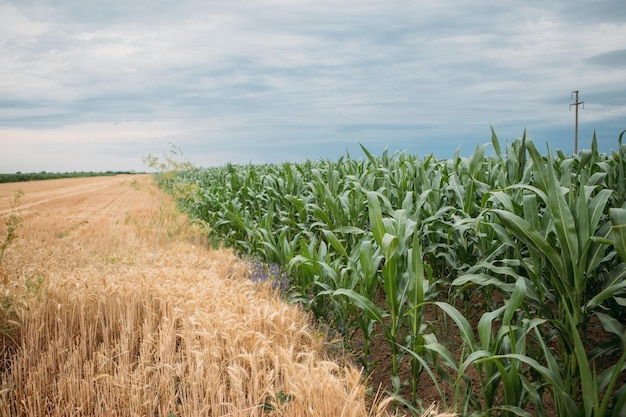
[367,190,415,392]
[163,131,626,415]
[395,277,544,416]
[454,138,626,416]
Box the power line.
[569,90,584,154]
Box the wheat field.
[0,175,422,417]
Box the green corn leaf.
[407,232,425,335]
[486,190,515,212]
[367,191,386,246]
[322,229,349,258]
[595,312,625,338]
[421,339,459,373]
[381,233,398,259]
[383,257,400,323]
[522,193,540,232]
[506,182,549,204]
[588,189,612,235]
[610,384,626,417]
[458,349,493,378]
[491,359,520,410]
[434,301,475,347]
[463,175,476,214]
[598,354,626,416]
[401,191,414,212]
[475,352,576,413]
[576,187,593,268]
[491,405,534,417]
[452,273,516,294]
[583,222,613,277]
[517,130,528,180]
[586,262,626,309]
[491,125,502,160]
[449,174,465,209]
[307,203,334,228]
[588,171,607,186]
[477,306,505,351]
[529,142,580,292]
[565,308,596,416]
[359,143,377,165]
[610,208,626,263]
[408,231,425,305]
[333,288,385,323]
[333,226,367,235]
[357,238,377,281]
[502,278,526,326]
[400,342,453,406]
[491,209,566,280]
[318,262,339,287]
[469,143,487,178]
[483,222,517,249]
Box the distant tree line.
[0,171,139,184]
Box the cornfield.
[166,129,626,417]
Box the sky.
[1,0,625,173]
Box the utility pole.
[569,90,584,154]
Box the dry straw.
[0,175,442,416]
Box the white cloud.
[0,3,47,38]
[1,0,625,172]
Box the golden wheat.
[0,175,439,416]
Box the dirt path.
[0,175,395,416]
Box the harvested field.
[0,175,418,417]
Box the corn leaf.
[610,208,626,263]
[333,288,385,323]
[503,278,526,326]
[322,230,349,258]
[491,209,565,279]
[367,191,386,246]
[435,301,475,347]
[477,306,505,351]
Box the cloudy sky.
[1,0,625,173]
